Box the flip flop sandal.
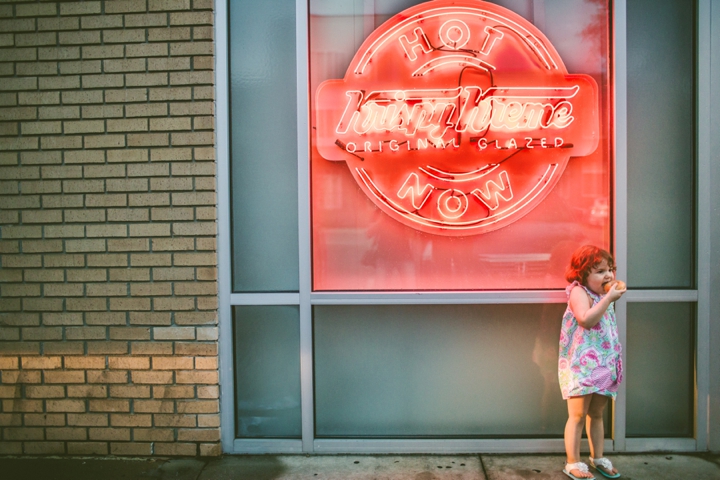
[563,461,595,480]
[589,457,621,478]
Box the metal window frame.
[612,0,628,452]
[216,0,233,451]
[695,0,712,454]
[705,0,720,454]
[216,0,710,454]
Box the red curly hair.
[565,245,615,285]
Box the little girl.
[559,245,625,480]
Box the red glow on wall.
[315,0,600,236]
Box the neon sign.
[315,0,599,236]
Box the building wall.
[0,0,220,456]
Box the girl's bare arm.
[569,284,625,330]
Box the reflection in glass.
[230,0,299,292]
[314,303,582,437]
[234,306,301,438]
[626,303,694,437]
[310,0,612,291]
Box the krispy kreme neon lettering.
[479,26,504,56]
[437,189,469,219]
[397,172,433,210]
[471,170,513,211]
[346,137,460,154]
[476,137,565,150]
[439,20,471,49]
[399,27,432,61]
[354,7,558,74]
[337,86,578,139]
[355,164,559,231]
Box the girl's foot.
[563,461,595,479]
[589,457,620,478]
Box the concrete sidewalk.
[0,453,718,480]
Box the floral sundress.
[558,281,623,399]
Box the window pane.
[626,303,694,437]
[310,0,612,291]
[314,304,587,437]
[627,0,694,288]
[230,0,299,292]
[234,306,301,438]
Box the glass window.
[310,0,612,291]
[234,306,302,438]
[229,0,299,292]
[314,303,590,437]
[627,0,695,288]
[626,303,694,437]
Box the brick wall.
[0,0,220,456]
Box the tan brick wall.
[0,0,220,457]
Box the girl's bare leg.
[564,395,593,479]
[586,393,607,459]
[586,393,618,476]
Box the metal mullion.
[695,0,712,453]
[707,0,720,453]
[297,0,314,454]
[309,290,699,306]
[532,0,546,31]
[623,290,698,303]
[230,293,301,305]
[311,290,567,305]
[612,0,628,452]
[215,0,235,454]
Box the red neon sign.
[315,0,599,236]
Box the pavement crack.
[193,458,210,480]
[478,454,490,479]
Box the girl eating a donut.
[559,245,626,479]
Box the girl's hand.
[605,282,626,302]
